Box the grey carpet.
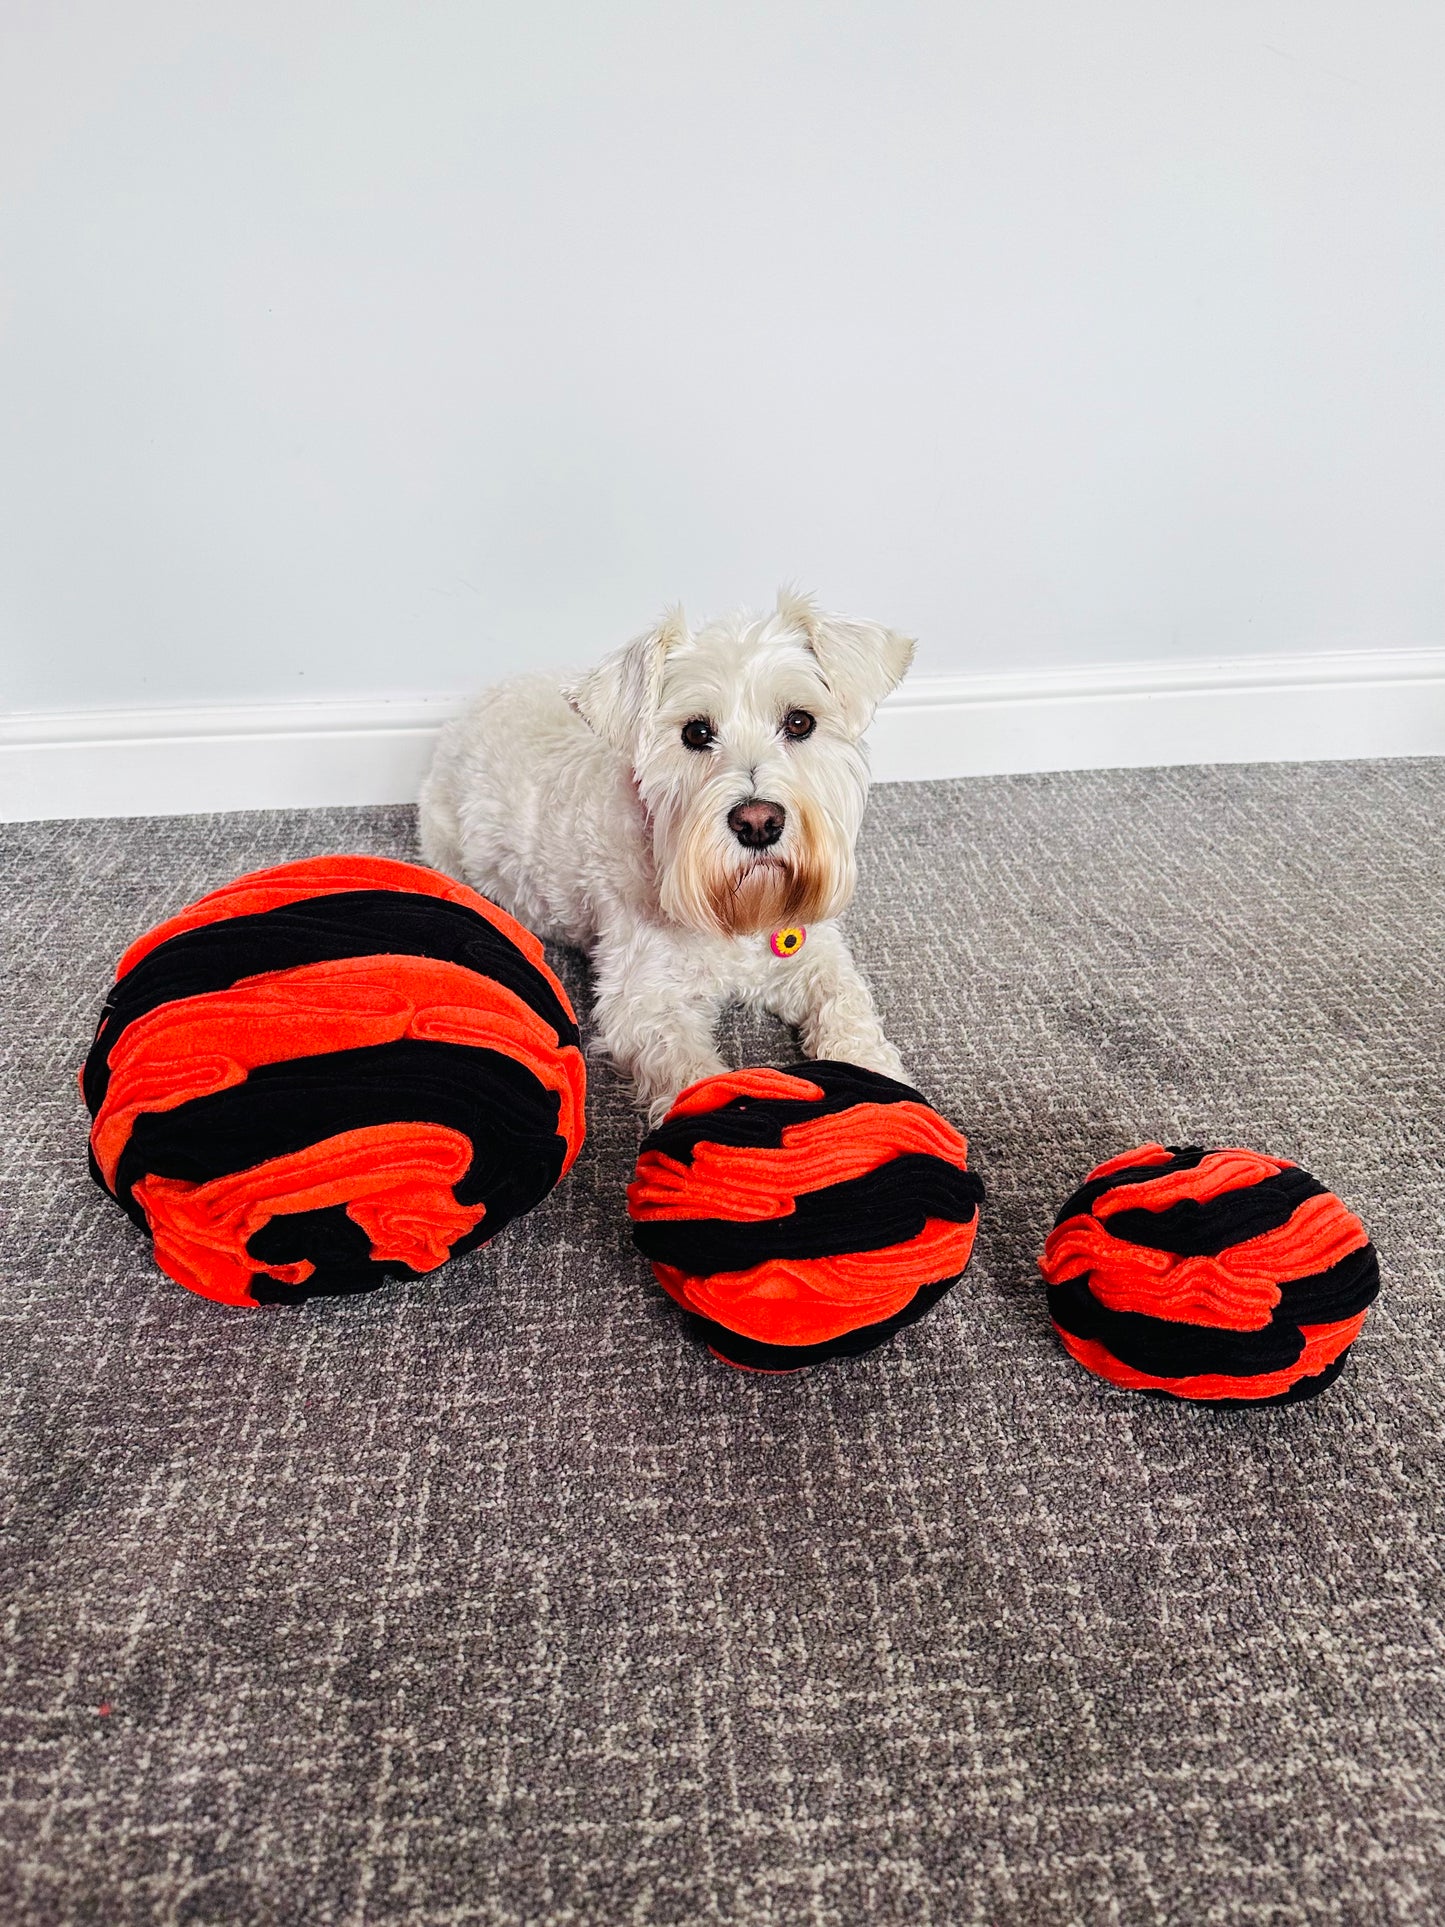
[2,761,1444,1927]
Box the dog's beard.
[707,856,809,936]
[660,798,854,937]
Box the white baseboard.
[867,646,1445,783]
[0,697,458,825]
[3,647,1444,823]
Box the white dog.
[419,590,913,1124]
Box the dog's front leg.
[590,924,729,1126]
[765,922,907,1083]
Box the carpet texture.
[2,761,1444,1926]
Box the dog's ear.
[776,587,915,736]
[564,606,689,754]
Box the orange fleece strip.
[650,1213,979,1347]
[664,1065,827,1119]
[1085,1143,1177,1182]
[1092,1148,1295,1221]
[91,954,586,1190]
[132,1122,485,1308]
[1040,1191,1370,1332]
[1057,1312,1368,1402]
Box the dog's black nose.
[728,799,786,848]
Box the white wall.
[1,1,1442,717]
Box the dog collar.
[769,926,806,958]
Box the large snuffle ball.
[627,1061,984,1370]
[1038,1144,1379,1404]
[82,856,585,1307]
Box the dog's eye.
[681,718,715,751]
[782,709,816,741]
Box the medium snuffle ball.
[1038,1144,1379,1404]
[628,1061,984,1371]
[82,855,585,1307]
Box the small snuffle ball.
[628,1061,984,1371]
[82,855,585,1307]
[1038,1144,1379,1404]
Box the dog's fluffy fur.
[419,590,913,1123]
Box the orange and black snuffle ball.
[627,1062,984,1371]
[1038,1144,1379,1404]
[81,856,585,1308]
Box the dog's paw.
[807,1026,906,1084]
[635,1052,731,1130]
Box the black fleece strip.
[687,1274,962,1371]
[632,1153,983,1274]
[1099,1165,1329,1256]
[1053,1147,1208,1228]
[1047,1240,1377,1380]
[1279,1241,1380,1323]
[243,1197,506,1302]
[1047,1277,1307,1378]
[1137,1349,1352,1408]
[640,1060,930,1169]
[108,1039,567,1249]
[82,890,577,1114]
[247,1205,395,1300]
